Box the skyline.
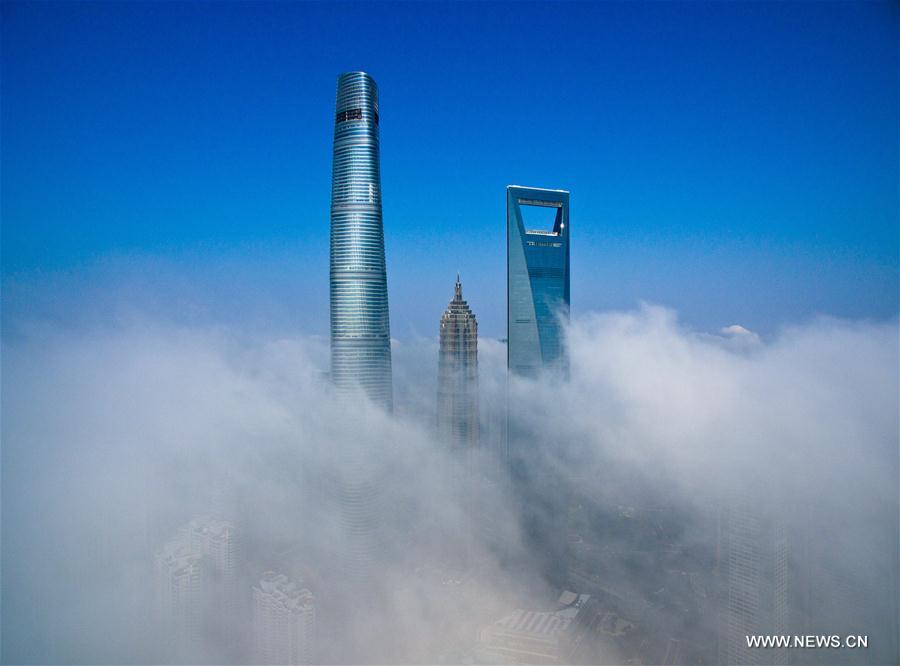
[2,4,898,665]
[2,2,898,340]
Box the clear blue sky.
[2,1,897,338]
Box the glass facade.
[330,72,393,409]
[506,186,570,377]
[506,186,571,587]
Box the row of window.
[335,108,379,125]
[336,108,363,122]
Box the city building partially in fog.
[437,275,479,450]
[155,539,204,660]
[330,71,393,409]
[719,500,788,665]
[477,591,591,664]
[326,73,390,624]
[154,516,237,662]
[506,186,571,587]
[252,571,316,665]
[182,515,237,586]
[506,186,570,377]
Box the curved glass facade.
[330,72,393,409]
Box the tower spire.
[438,273,479,451]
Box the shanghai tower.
[330,72,393,409]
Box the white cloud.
[2,302,896,663]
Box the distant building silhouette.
[719,499,788,665]
[155,539,204,660]
[154,516,237,662]
[437,275,479,450]
[252,572,316,665]
[182,515,237,589]
[477,591,592,664]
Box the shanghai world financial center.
[507,185,571,378]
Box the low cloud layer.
[2,301,897,664]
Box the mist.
[2,297,897,664]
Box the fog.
[2,301,897,664]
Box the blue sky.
[2,1,897,338]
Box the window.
[335,108,364,123]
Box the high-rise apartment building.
[155,539,204,660]
[330,71,393,409]
[437,275,479,450]
[181,515,237,585]
[252,572,316,665]
[507,186,570,377]
[154,516,237,662]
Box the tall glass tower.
[506,185,570,376]
[330,72,393,409]
[506,186,571,587]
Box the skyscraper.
[506,186,571,587]
[719,498,789,666]
[506,186,570,377]
[155,539,204,661]
[252,572,316,665]
[181,516,237,590]
[437,275,479,450]
[330,71,393,409]
[326,75,389,641]
[154,516,237,662]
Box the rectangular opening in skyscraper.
[519,202,562,235]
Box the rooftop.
[255,571,315,614]
[507,184,570,193]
